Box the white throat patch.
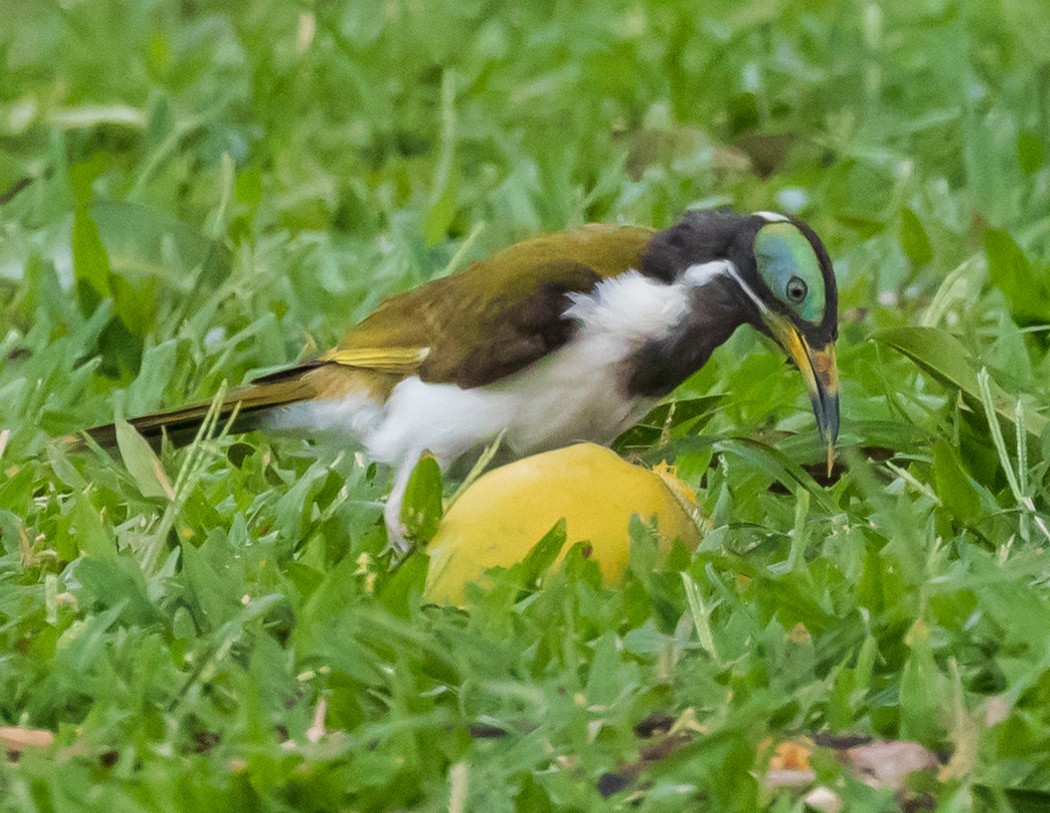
[564,269,690,346]
[682,259,733,288]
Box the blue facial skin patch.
[754,223,825,325]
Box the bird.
[80,207,839,550]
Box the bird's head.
[642,209,839,463]
[738,212,839,457]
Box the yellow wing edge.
[322,346,431,374]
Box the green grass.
[3,0,1050,809]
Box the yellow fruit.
[423,443,702,605]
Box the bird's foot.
[383,522,414,556]
[383,489,414,555]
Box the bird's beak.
[763,313,840,473]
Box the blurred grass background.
[2,0,1050,809]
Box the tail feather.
[80,366,321,450]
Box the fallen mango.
[424,443,702,605]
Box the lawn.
[2,0,1050,809]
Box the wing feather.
[322,346,431,373]
[330,224,654,387]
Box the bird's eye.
[786,276,807,302]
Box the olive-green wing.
[325,224,655,387]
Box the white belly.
[269,350,652,471]
[365,348,654,466]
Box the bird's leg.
[383,448,441,555]
[383,460,413,554]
